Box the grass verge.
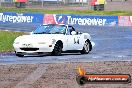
[0,7,132,16]
[0,30,25,53]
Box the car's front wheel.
[80,40,91,54]
[52,41,63,56]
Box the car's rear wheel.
[52,41,63,56]
[80,40,90,54]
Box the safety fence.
[0,0,131,11]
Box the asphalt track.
[0,24,132,64]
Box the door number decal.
[74,38,79,44]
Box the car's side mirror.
[71,31,76,35]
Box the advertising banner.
[0,12,44,24]
[118,16,132,26]
[0,12,119,26]
[43,14,118,26]
[65,15,118,26]
[43,14,66,25]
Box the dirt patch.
[0,61,132,88]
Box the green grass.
[0,30,25,53]
[0,7,132,16]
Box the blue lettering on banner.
[0,12,44,24]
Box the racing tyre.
[52,42,62,56]
[76,76,87,85]
[16,53,24,57]
[80,40,91,54]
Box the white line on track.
[94,37,132,40]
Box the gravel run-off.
[0,61,132,88]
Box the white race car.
[13,24,92,57]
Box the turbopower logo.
[67,16,107,26]
[0,13,34,23]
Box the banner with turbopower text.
[0,12,44,24]
[43,14,118,26]
[0,12,119,26]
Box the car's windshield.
[33,24,66,34]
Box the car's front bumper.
[13,43,54,54]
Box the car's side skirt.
[62,50,81,53]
